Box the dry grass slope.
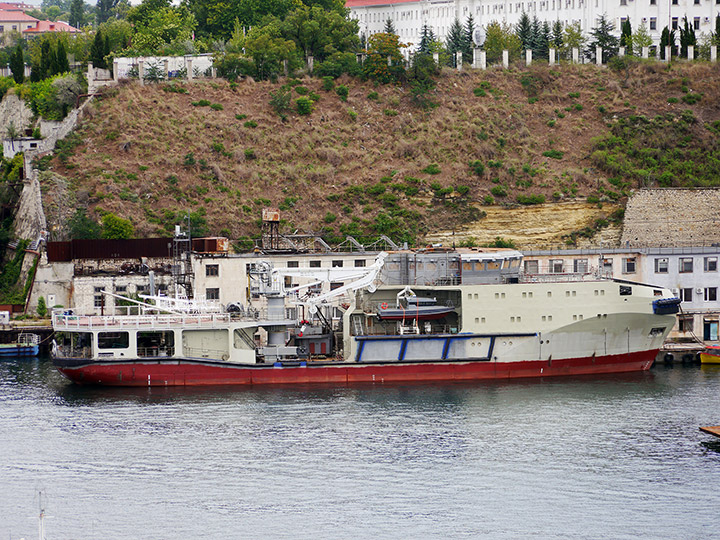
[46,61,720,248]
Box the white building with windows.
[347,0,719,49]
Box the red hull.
[55,349,658,387]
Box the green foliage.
[455,185,470,196]
[491,185,507,198]
[0,77,14,100]
[37,296,47,317]
[101,213,134,239]
[682,93,702,105]
[367,91,379,100]
[295,85,309,95]
[0,240,30,304]
[383,109,398,116]
[244,148,257,160]
[9,45,24,84]
[323,212,337,223]
[244,120,258,128]
[210,102,224,110]
[192,99,211,106]
[422,163,441,175]
[484,21,522,64]
[469,160,485,176]
[363,32,405,84]
[542,149,564,159]
[485,237,517,249]
[336,85,349,101]
[516,194,546,205]
[67,209,101,239]
[269,85,292,117]
[322,76,334,91]
[347,109,358,121]
[296,96,313,115]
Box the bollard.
[502,49,509,68]
[711,45,717,62]
[113,59,119,81]
[433,52,439,64]
[687,45,694,61]
[642,46,649,59]
[618,46,625,57]
[138,59,145,85]
[525,49,532,66]
[456,51,462,70]
[479,50,486,70]
[665,45,671,62]
[572,47,579,63]
[307,55,314,72]
[186,58,193,79]
[596,46,602,65]
[549,48,556,66]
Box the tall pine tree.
[383,18,396,35]
[516,12,532,50]
[417,24,435,55]
[586,15,619,62]
[69,0,83,28]
[552,20,563,49]
[620,18,632,56]
[446,18,464,66]
[90,30,108,69]
[462,14,475,64]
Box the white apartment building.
[347,0,719,49]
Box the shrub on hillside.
[296,97,313,115]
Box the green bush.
[336,85,349,101]
[469,160,485,176]
[101,213,134,239]
[473,87,487,97]
[422,163,441,175]
[244,148,257,160]
[235,113,247,120]
[568,91,580,98]
[348,109,358,121]
[37,296,47,317]
[244,120,258,128]
[383,109,398,116]
[367,91,379,100]
[667,97,679,103]
[210,103,223,110]
[295,86,309,95]
[322,76,334,91]
[483,195,495,205]
[296,97,313,115]
[455,185,470,196]
[542,149,564,159]
[490,185,507,197]
[323,212,337,223]
[682,93,702,104]
[366,183,386,196]
[516,194,546,205]
[192,99,211,106]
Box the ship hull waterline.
[53,349,658,387]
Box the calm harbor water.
[1,357,719,539]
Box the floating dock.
[699,426,720,438]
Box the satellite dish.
[474,27,486,47]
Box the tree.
[90,30,107,68]
[96,0,120,24]
[186,0,294,40]
[243,22,296,80]
[68,209,101,239]
[630,24,653,53]
[55,39,69,73]
[563,21,585,59]
[9,45,24,84]
[383,18,396,35]
[101,213,134,239]
[516,12,532,50]
[619,18,632,56]
[128,5,197,55]
[362,32,405,84]
[586,15,619,63]
[445,18,464,66]
[37,296,47,317]
[714,15,720,46]
[69,0,83,28]
[417,24,435,55]
[535,20,551,60]
[484,21,522,64]
[679,16,696,58]
[462,14,475,64]
[552,20,563,50]
[659,26,677,59]
[281,5,360,63]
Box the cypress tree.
[462,14,475,64]
[69,0,83,28]
[90,30,107,69]
[679,16,696,58]
[9,44,24,84]
[56,40,70,73]
[620,18,632,56]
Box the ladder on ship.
[353,316,364,336]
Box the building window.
[330,282,344,291]
[622,257,636,274]
[694,16,700,29]
[672,17,678,29]
[654,257,668,273]
[679,257,693,273]
[115,285,126,293]
[331,260,344,268]
[681,288,693,302]
[354,259,366,267]
[650,17,657,30]
[524,260,539,274]
[550,259,564,273]
[206,288,220,300]
[287,261,299,268]
[649,0,655,4]
[94,287,105,307]
[573,259,588,273]
[705,288,717,302]
[705,257,718,272]
[679,316,693,333]
[206,264,219,277]
[309,260,321,268]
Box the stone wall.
[0,93,33,136]
[621,189,720,247]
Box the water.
[1,357,719,539]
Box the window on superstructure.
[573,259,588,273]
[524,260,539,274]
[704,257,717,272]
[206,264,219,276]
[98,332,129,349]
[94,287,104,308]
[619,285,632,296]
[206,288,220,300]
[705,288,717,302]
[287,261,299,268]
[550,259,564,273]
[354,259,366,267]
[622,258,636,274]
[332,260,344,268]
[681,288,693,302]
[310,260,321,268]
[654,258,668,273]
[679,258,693,273]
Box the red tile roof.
[23,19,79,33]
[346,0,420,7]
[0,9,38,22]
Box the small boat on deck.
[376,293,455,321]
[0,333,40,357]
[699,345,720,364]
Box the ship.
[51,248,681,386]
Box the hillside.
[38,61,720,249]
